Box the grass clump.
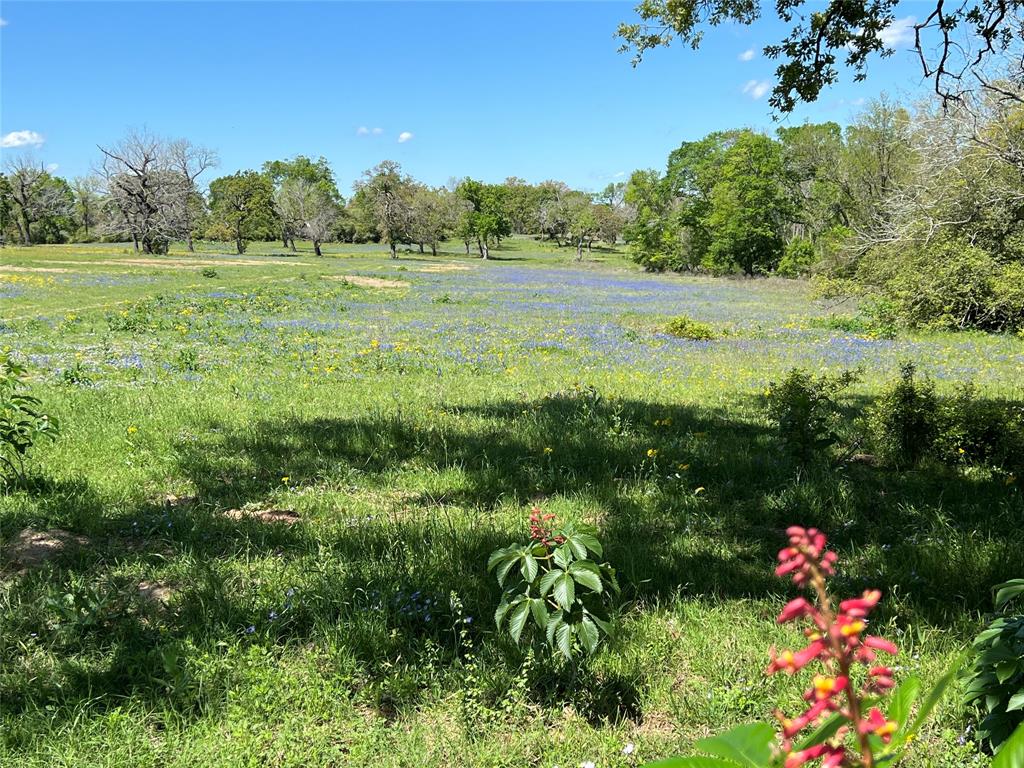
[663,315,716,340]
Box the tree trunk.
[418,242,424,253]
[431,242,437,256]
[289,238,297,252]
[464,240,470,255]
[314,239,322,257]
[576,238,584,261]
[132,233,140,252]
[390,242,397,259]
[236,224,245,255]
[19,212,31,245]
[478,237,489,259]
[186,234,195,252]
[281,229,289,248]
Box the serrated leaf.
[574,532,603,557]
[486,547,511,572]
[495,556,518,588]
[552,545,572,569]
[694,722,776,768]
[569,561,603,592]
[579,615,599,654]
[553,572,575,610]
[522,554,538,583]
[546,611,563,647]
[555,621,573,659]
[508,600,530,644]
[538,569,561,597]
[529,597,548,630]
[566,535,589,560]
[494,598,511,628]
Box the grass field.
[1,238,1022,767]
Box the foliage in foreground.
[965,579,1024,751]
[647,526,966,768]
[0,355,59,483]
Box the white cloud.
[397,131,413,143]
[46,163,59,173]
[371,127,383,135]
[879,16,915,48]
[739,48,755,62]
[742,80,770,99]
[356,126,369,136]
[1,130,45,148]
[0,18,8,27]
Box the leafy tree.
[704,132,792,275]
[617,0,1024,111]
[455,178,511,259]
[2,156,74,245]
[352,161,415,259]
[622,168,678,271]
[409,185,466,256]
[278,178,340,256]
[70,176,104,240]
[263,156,338,251]
[208,171,277,254]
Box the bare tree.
[96,130,191,254]
[167,139,218,251]
[278,178,339,256]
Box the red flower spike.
[777,597,814,624]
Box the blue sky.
[1,1,926,194]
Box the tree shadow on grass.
[2,389,1022,735]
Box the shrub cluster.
[663,315,716,341]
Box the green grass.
[1,238,1021,767]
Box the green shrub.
[866,362,940,468]
[965,579,1024,751]
[488,510,618,662]
[663,315,716,340]
[934,385,1024,473]
[777,236,816,278]
[201,267,218,278]
[0,355,60,482]
[765,368,858,464]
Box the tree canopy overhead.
[617,0,1024,111]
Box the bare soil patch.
[0,265,73,273]
[325,275,409,289]
[223,507,301,525]
[2,528,89,569]
[49,258,309,269]
[137,580,174,606]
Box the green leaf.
[522,554,538,583]
[993,721,1024,768]
[793,711,845,752]
[1007,691,1024,713]
[643,758,744,768]
[579,615,600,654]
[886,676,921,731]
[997,661,1020,684]
[555,621,573,659]
[566,535,589,560]
[508,600,530,644]
[574,532,603,557]
[538,569,561,597]
[693,723,776,768]
[553,572,575,610]
[494,598,511,628]
[569,561,603,592]
[486,547,511,572]
[495,556,518,588]
[905,654,965,741]
[546,611,563,647]
[995,580,1024,611]
[529,597,548,630]
[552,545,572,569]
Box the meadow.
[1,238,1022,767]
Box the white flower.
[581,762,596,768]
[622,742,635,756]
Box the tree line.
[0,133,629,261]
[623,85,1024,332]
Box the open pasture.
[1,240,1022,767]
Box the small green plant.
[664,315,716,341]
[765,368,859,465]
[866,362,939,468]
[0,354,60,482]
[201,267,218,278]
[60,361,93,387]
[488,509,618,661]
[964,579,1024,752]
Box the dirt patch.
[223,507,301,525]
[2,528,89,569]
[49,258,310,269]
[0,265,74,273]
[137,580,174,606]
[414,263,472,273]
[325,275,409,289]
[159,493,199,508]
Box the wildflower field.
[1,238,1022,767]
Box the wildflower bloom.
[768,526,899,768]
[528,507,565,547]
[647,448,658,458]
